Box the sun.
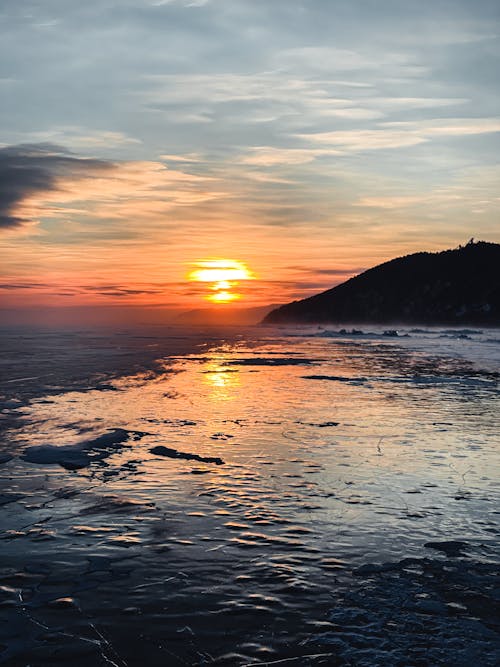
[188,259,254,304]
[209,290,240,303]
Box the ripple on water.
[0,330,499,664]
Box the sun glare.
[188,259,254,304]
[208,291,241,303]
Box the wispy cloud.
[355,196,425,209]
[239,147,335,166]
[275,46,429,77]
[22,128,142,150]
[295,118,500,152]
[160,153,202,163]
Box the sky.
[1,0,499,318]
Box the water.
[0,325,499,665]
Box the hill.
[176,304,280,326]
[263,241,500,326]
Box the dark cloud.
[285,266,366,276]
[0,282,52,289]
[83,286,166,297]
[0,281,167,297]
[0,144,113,229]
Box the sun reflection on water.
[201,356,241,400]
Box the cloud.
[275,46,428,77]
[23,128,142,151]
[285,266,366,276]
[239,147,333,166]
[355,196,424,209]
[295,118,500,152]
[0,281,51,289]
[0,143,226,233]
[371,97,468,110]
[384,118,500,137]
[0,144,113,229]
[160,153,202,163]
[81,284,167,297]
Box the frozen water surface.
[0,325,499,665]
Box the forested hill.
[263,241,500,326]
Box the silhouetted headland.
[264,240,500,325]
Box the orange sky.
[1,145,498,315]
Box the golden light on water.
[201,356,241,400]
[188,259,254,303]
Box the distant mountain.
[263,241,500,326]
[176,304,280,326]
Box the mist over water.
[0,325,499,665]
